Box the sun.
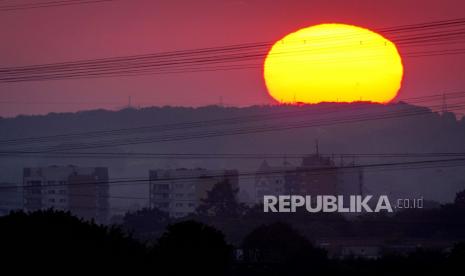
[263,23,403,104]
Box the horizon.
[1,1,465,272]
[1,99,462,119]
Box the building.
[0,182,23,216]
[254,153,364,203]
[255,160,296,201]
[149,168,238,218]
[23,166,109,224]
[317,238,455,259]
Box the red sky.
[1,0,465,117]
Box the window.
[157,203,169,208]
[156,184,169,191]
[155,193,169,199]
[28,180,42,186]
[26,198,41,205]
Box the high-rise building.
[23,166,109,224]
[254,154,364,203]
[149,168,238,218]
[0,182,23,216]
[255,160,296,201]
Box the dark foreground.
[0,209,464,275]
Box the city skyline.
[1,1,465,273]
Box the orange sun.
[263,23,403,104]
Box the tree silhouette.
[122,207,170,241]
[156,220,232,276]
[196,179,246,218]
[454,188,465,207]
[0,209,150,271]
[242,222,327,275]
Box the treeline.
[121,181,465,243]
[2,182,465,274]
[1,209,465,275]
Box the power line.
[2,18,465,82]
[2,46,464,83]
[0,100,126,105]
[0,91,462,150]
[1,157,464,190]
[2,152,465,160]
[1,157,463,212]
[7,100,465,153]
[2,102,464,154]
[0,0,120,12]
[3,161,464,214]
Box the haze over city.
[1,0,465,274]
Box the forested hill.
[1,102,464,205]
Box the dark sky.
[1,0,465,117]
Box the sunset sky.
[1,0,465,117]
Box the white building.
[23,166,109,224]
[0,182,22,216]
[254,160,295,203]
[149,168,238,218]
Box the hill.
[1,102,464,212]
